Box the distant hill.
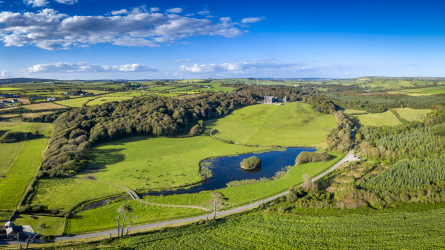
[0,78,56,84]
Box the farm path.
[79,177,211,211]
[52,151,356,242]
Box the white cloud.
[150,7,160,12]
[24,0,48,7]
[26,62,159,73]
[166,8,183,14]
[179,59,307,74]
[0,70,12,78]
[0,8,251,50]
[111,9,128,15]
[198,10,210,15]
[54,0,78,4]
[241,17,264,24]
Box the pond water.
[142,147,316,197]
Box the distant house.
[1,100,10,104]
[32,97,39,100]
[47,97,57,101]
[4,221,35,239]
[11,99,19,103]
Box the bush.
[295,152,329,165]
[1,131,40,143]
[240,156,261,169]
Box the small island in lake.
[240,156,262,169]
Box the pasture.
[30,178,124,211]
[0,121,53,137]
[207,103,336,147]
[352,111,401,126]
[79,135,268,191]
[13,214,66,236]
[0,139,48,210]
[393,108,431,121]
[55,97,96,107]
[66,200,204,234]
[87,96,133,106]
[0,142,24,176]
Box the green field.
[393,108,431,121]
[207,103,336,147]
[55,97,96,107]
[30,178,125,211]
[66,200,204,234]
[79,135,269,191]
[143,153,342,207]
[0,142,23,176]
[0,139,48,209]
[117,207,445,249]
[343,109,368,115]
[353,111,401,126]
[13,214,66,236]
[0,121,53,137]
[87,96,133,106]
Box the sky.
[1,0,445,80]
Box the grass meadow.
[0,121,53,137]
[87,96,133,106]
[143,152,343,208]
[13,214,66,235]
[30,178,125,211]
[0,142,23,176]
[207,103,336,147]
[55,97,96,107]
[393,108,431,121]
[24,103,66,110]
[79,135,269,191]
[353,111,401,126]
[0,139,48,210]
[66,200,205,234]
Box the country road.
[0,151,357,245]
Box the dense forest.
[328,92,445,112]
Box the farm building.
[11,99,20,103]
[3,221,35,239]
[47,97,57,101]
[1,100,10,104]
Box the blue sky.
[0,0,445,79]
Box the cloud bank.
[179,59,307,74]
[26,62,159,73]
[0,7,259,50]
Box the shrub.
[295,152,329,165]
[240,156,261,169]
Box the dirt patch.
[21,112,54,118]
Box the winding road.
[53,151,358,242]
[0,151,357,245]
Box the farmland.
[66,200,205,234]
[0,139,48,210]
[111,208,445,249]
[78,135,270,191]
[352,110,401,126]
[392,108,431,121]
[13,214,66,236]
[30,178,124,211]
[207,103,336,148]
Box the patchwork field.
[87,96,134,106]
[24,102,66,110]
[207,103,336,147]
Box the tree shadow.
[86,148,125,173]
